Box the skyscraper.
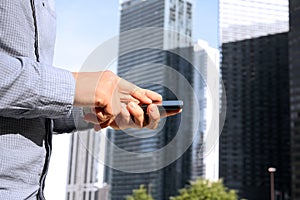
[194,40,220,181]
[220,33,290,199]
[219,0,290,199]
[66,130,108,200]
[289,0,300,199]
[106,0,205,200]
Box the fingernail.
[149,105,157,112]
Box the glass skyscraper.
[220,33,290,199]
[219,0,291,199]
[289,0,300,199]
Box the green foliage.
[169,179,238,200]
[126,185,154,200]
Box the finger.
[118,78,142,100]
[84,113,113,130]
[95,107,113,122]
[144,89,162,102]
[118,78,161,104]
[131,88,153,104]
[111,103,131,129]
[98,119,113,129]
[146,104,160,129]
[119,93,140,104]
[127,101,144,128]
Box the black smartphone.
[141,100,183,112]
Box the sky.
[52,0,218,71]
[45,0,218,199]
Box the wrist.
[72,72,79,79]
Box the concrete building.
[194,39,220,181]
[65,130,107,200]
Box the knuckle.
[103,70,119,83]
[103,70,114,76]
[123,111,131,120]
[152,114,160,121]
[95,97,104,107]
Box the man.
[0,0,179,199]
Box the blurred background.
[44,0,297,199]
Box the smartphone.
[141,100,183,112]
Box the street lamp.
[268,167,276,200]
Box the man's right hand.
[72,70,163,127]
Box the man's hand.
[72,70,168,129]
[83,101,182,131]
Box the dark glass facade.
[220,33,291,199]
[289,0,300,199]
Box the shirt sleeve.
[53,107,94,134]
[0,52,75,119]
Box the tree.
[170,179,237,200]
[126,185,154,200]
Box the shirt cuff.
[39,64,75,118]
[53,107,94,134]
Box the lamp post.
[268,167,276,200]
